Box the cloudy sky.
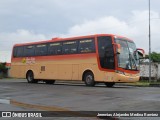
[0,0,160,62]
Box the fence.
[140,63,160,81]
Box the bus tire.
[105,82,115,87]
[84,72,95,87]
[26,71,38,83]
[45,80,55,84]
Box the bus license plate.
[129,78,133,80]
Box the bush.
[150,52,160,63]
[0,62,8,78]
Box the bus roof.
[13,34,133,47]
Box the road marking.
[10,99,70,111]
[0,99,10,104]
[10,99,96,118]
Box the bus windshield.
[115,38,139,70]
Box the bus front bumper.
[114,72,140,83]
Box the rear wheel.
[84,72,95,87]
[26,71,38,83]
[105,82,115,87]
[45,80,55,84]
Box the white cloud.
[0,29,49,50]
[68,16,128,36]
[0,51,11,62]
[66,10,160,54]
[0,29,50,62]
[1,10,160,62]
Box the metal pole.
[149,0,151,82]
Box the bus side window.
[35,44,47,56]
[62,41,78,54]
[98,36,115,69]
[16,46,24,57]
[24,45,35,57]
[48,42,62,55]
[78,39,95,53]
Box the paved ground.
[0,79,160,120]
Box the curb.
[116,83,160,87]
[149,84,160,87]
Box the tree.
[0,62,8,74]
[150,52,160,63]
[141,52,160,63]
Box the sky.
[0,0,160,62]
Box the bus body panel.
[10,57,140,83]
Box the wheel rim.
[86,75,93,84]
[27,73,33,82]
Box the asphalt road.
[0,79,160,120]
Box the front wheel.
[105,82,115,87]
[84,72,95,87]
[26,71,38,83]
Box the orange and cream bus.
[10,34,144,87]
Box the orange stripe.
[11,53,96,62]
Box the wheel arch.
[82,69,94,81]
[26,70,34,79]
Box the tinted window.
[24,45,35,56]
[48,42,62,55]
[35,44,48,56]
[13,47,18,57]
[14,46,24,57]
[98,36,115,69]
[62,41,78,54]
[78,39,95,53]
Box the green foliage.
[0,62,8,73]
[150,52,160,62]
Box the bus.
[10,34,144,87]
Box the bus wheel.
[26,71,38,83]
[45,80,55,84]
[105,82,115,87]
[84,72,95,86]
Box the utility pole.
[149,0,151,82]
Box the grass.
[127,82,150,86]
[126,81,160,87]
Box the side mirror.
[136,48,145,59]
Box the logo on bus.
[22,57,35,64]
